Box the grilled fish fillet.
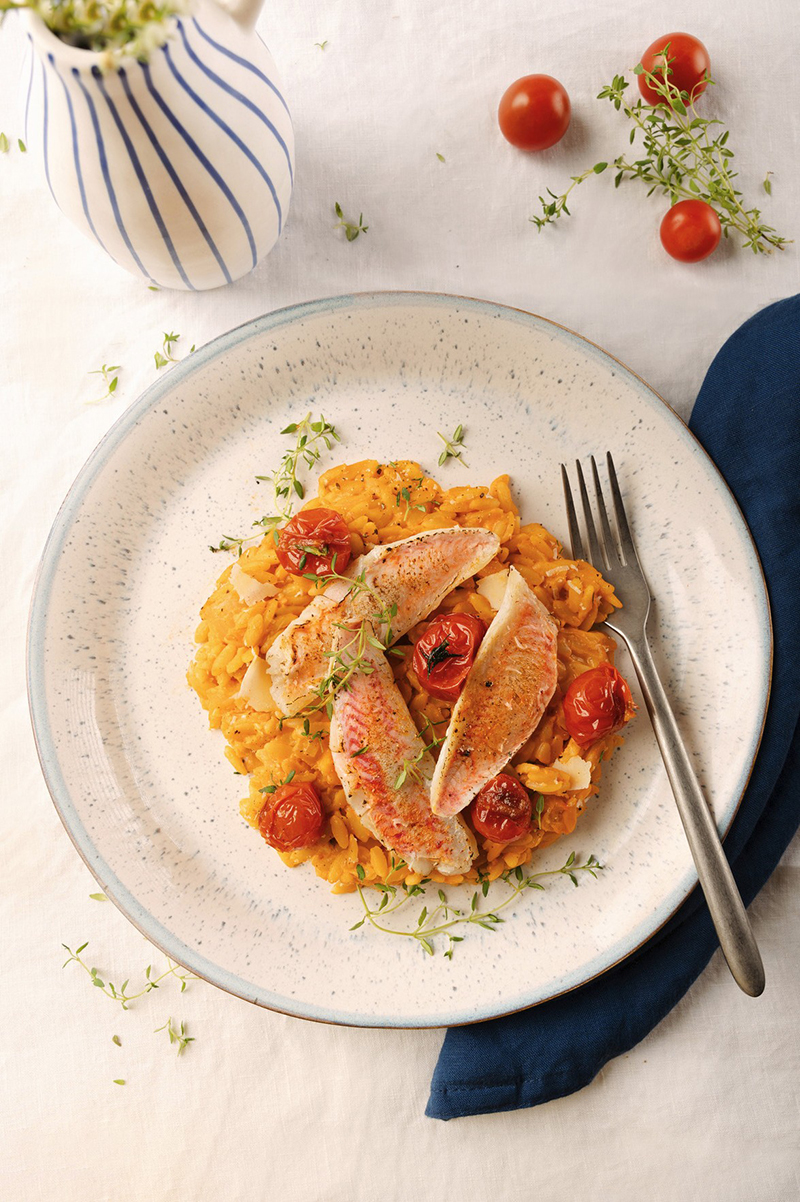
[266,526,499,715]
[329,633,476,875]
[430,567,558,817]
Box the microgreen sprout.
[154,331,194,370]
[314,39,328,50]
[155,1016,195,1055]
[334,202,369,242]
[87,363,121,404]
[349,852,603,955]
[61,942,198,1009]
[437,424,467,467]
[531,51,789,254]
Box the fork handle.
[624,635,765,997]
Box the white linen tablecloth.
[2,1,799,1198]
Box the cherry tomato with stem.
[276,508,352,576]
[412,613,487,703]
[638,32,710,106]
[563,664,636,747]
[470,774,532,843]
[498,75,571,151]
[258,781,325,851]
[660,199,721,263]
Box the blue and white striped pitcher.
[22,0,293,290]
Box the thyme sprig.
[87,363,121,404]
[154,331,194,370]
[210,413,340,554]
[155,1016,195,1055]
[62,942,198,1009]
[350,852,603,956]
[531,53,788,254]
[437,424,467,466]
[334,202,369,242]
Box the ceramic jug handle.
[215,0,265,29]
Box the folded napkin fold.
[427,294,800,1120]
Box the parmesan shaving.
[552,753,592,792]
[476,569,510,612]
[237,656,275,712]
[230,561,278,605]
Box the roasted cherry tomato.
[258,781,324,851]
[498,74,571,151]
[660,199,721,263]
[276,508,352,576]
[563,664,636,746]
[471,774,532,843]
[412,613,487,702]
[638,32,710,106]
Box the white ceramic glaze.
[22,0,292,289]
[28,294,771,1027]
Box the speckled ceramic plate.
[28,293,770,1027]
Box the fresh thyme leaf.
[350,851,604,956]
[535,793,545,828]
[212,414,340,555]
[315,39,328,49]
[112,1035,122,1046]
[437,425,467,467]
[763,172,773,196]
[61,942,198,1008]
[0,133,8,154]
[153,331,192,371]
[333,202,369,242]
[436,152,445,162]
[18,138,26,153]
[89,892,108,901]
[155,1016,194,1055]
[87,363,122,405]
[351,744,370,758]
[113,1079,126,1085]
[530,54,789,254]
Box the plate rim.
[27,290,773,1028]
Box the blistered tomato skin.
[258,782,325,851]
[498,75,571,151]
[276,508,352,576]
[470,774,532,843]
[563,664,636,746]
[412,614,488,702]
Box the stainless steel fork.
[562,453,765,997]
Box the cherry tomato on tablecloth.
[660,199,721,263]
[276,508,352,576]
[563,664,636,746]
[638,32,710,106]
[470,774,532,843]
[498,75,571,151]
[412,613,487,702]
[258,781,325,851]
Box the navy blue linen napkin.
[427,294,800,1120]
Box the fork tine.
[560,464,585,560]
[606,452,639,567]
[590,455,621,567]
[575,460,605,569]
